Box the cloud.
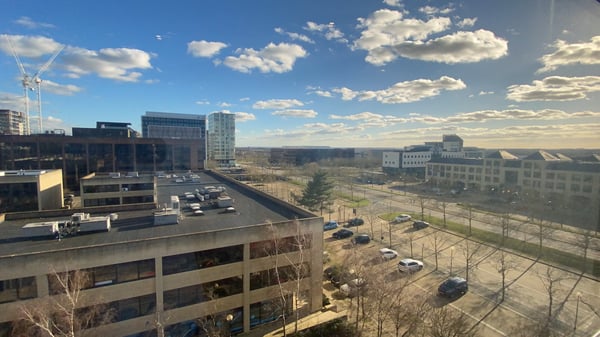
[303,22,347,43]
[61,46,153,82]
[187,40,228,58]
[234,112,256,122]
[0,92,24,111]
[274,28,314,44]
[195,100,210,105]
[457,17,477,28]
[537,36,600,73]
[221,42,307,73]
[0,34,63,58]
[272,109,318,118]
[14,17,55,29]
[382,0,403,8]
[253,99,304,109]
[330,112,385,121]
[40,80,82,96]
[419,5,454,16]
[478,90,494,95]
[392,29,508,64]
[332,76,466,104]
[353,10,506,66]
[218,102,232,107]
[507,76,600,101]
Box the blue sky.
[1,0,599,149]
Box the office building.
[269,147,355,166]
[141,112,207,140]
[208,112,236,167]
[0,169,64,213]
[72,121,139,138]
[0,134,206,192]
[80,172,157,207]
[0,110,27,136]
[426,150,600,210]
[0,171,323,337]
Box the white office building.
[208,112,236,167]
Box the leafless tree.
[536,218,556,255]
[460,239,488,283]
[426,304,478,337]
[266,220,313,336]
[500,212,511,245]
[575,229,597,272]
[538,266,567,327]
[366,269,410,337]
[389,293,428,337]
[439,201,448,227]
[462,203,474,236]
[417,196,428,220]
[14,269,114,337]
[494,249,517,302]
[428,230,448,271]
[407,231,416,258]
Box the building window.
[0,277,37,303]
[164,276,243,310]
[250,297,292,330]
[546,172,555,180]
[162,245,243,275]
[250,235,312,259]
[571,184,580,192]
[111,294,156,322]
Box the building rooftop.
[0,171,314,258]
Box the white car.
[339,278,366,297]
[398,258,424,273]
[379,248,399,260]
[394,214,412,223]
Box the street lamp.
[450,246,455,275]
[574,292,581,331]
[226,313,234,336]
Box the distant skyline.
[0,0,599,149]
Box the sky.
[0,0,599,149]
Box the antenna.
[32,45,64,134]
[4,35,31,135]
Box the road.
[255,179,600,336]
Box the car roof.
[445,276,467,283]
[399,258,420,263]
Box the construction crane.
[5,35,32,135]
[31,45,64,134]
[4,35,63,134]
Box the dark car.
[332,228,354,239]
[325,266,355,288]
[351,234,371,244]
[412,221,430,230]
[345,218,364,227]
[438,276,468,298]
[323,220,339,231]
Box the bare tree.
[438,201,448,227]
[536,218,556,255]
[575,229,597,272]
[389,293,428,337]
[366,268,410,337]
[426,304,478,337]
[494,249,517,302]
[537,266,567,328]
[460,239,488,283]
[462,203,474,236]
[267,220,313,336]
[500,212,511,246]
[14,269,113,337]
[428,230,448,271]
[417,196,428,220]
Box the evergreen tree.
[296,171,334,213]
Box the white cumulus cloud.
[61,46,153,82]
[272,109,318,118]
[221,42,307,73]
[187,40,228,58]
[507,76,600,101]
[253,99,304,109]
[332,76,466,104]
[538,36,600,73]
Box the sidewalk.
[261,306,348,337]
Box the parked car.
[345,218,364,227]
[325,266,355,288]
[398,258,424,273]
[323,220,339,231]
[339,278,367,297]
[379,248,399,260]
[438,276,468,298]
[332,228,354,239]
[412,221,430,230]
[394,214,412,223]
[351,234,371,244]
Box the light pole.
[226,313,234,336]
[574,292,581,331]
[450,246,455,275]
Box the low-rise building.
[0,171,323,337]
[80,172,157,208]
[0,169,63,213]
